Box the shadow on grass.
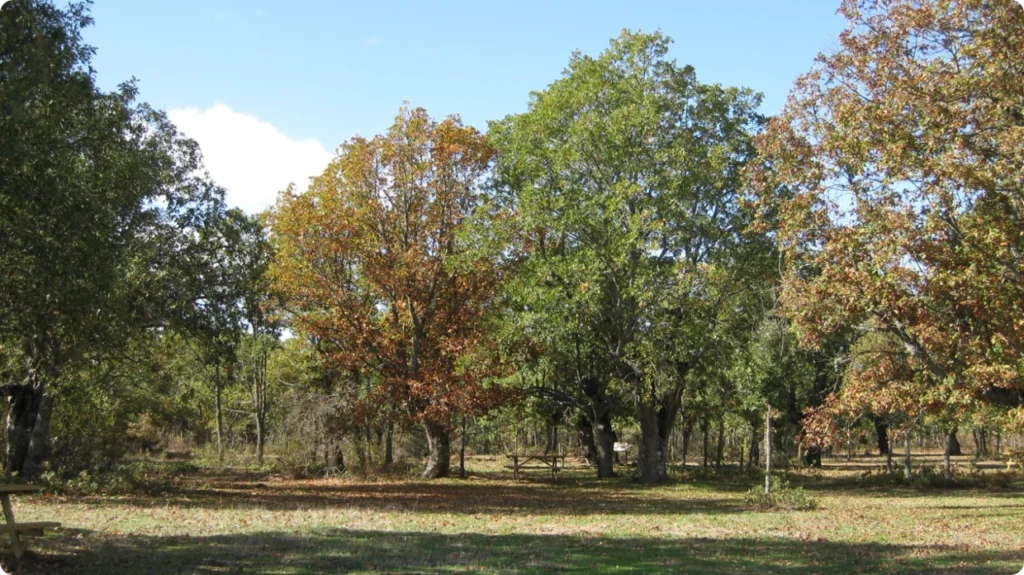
[12,528,1022,575]
[665,463,1024,500]
[71,475,747,517]
[786,473,1024,499]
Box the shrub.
[39,461,196,496]
[744,477,819,511]
[909,464,1018,490]
[852,464,1020,490]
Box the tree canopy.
[751,0,1024,445]
[5,0,1024,491]
[0,0,228,476]
[269,106,501,478]
[489,30,767,482]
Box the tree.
[751,0,1024,451]
[731,315,815,492]
[169,208,270,464]
[234,212,280,466]
[270,106,501,478]
[238,333,276,465]
[0,1,225,477]
[202,209,280,466]
[489,30,764,482]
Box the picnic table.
[1007,451,1024,471]
[0,484,60,560]
[505,453,564,479]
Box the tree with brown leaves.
[751,0,1024,475]
[269,106,501,478]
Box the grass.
[3,456,1023,574]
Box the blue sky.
[82,1,848,212]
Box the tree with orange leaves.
[751,0,1024,478]
[268,106,500,478]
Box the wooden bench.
[0,484,60,559]
[1007,451,1024,471]
[505,454,563,479]
[0,522,61,537]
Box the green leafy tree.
[0,1,226,477]
[175,209,279,464]
[731,315,815,493]
[489,30,764,482]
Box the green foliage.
[853,464,1019,491]
[0,0,229,476]
[743,477,819,511]
[0,0,227,358]
[47,332,206,473]
[731,318,814,413]
[37,461,196,496]
[486,30,769,480]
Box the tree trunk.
[943,431,956,481]
[5,385,41,475]
[255,410,265,466]
[903,432,912,479]
[459,416,467,479]
[544,417,559,454]
[355,428,367,469]
[658,396,678,477]
[764,408,773,496]
[364,425,374,466]
[385,422,394,466]
[715,419,725,468]
[329,440,345,474]
[215,362,224,465]
[581,379,616,479]
[254,347,268,466]
[749,424,760,469]
[702,418,710,468]
[6,343,63,478]
[634,391,680,483]
[22,390,53,479]
[680,414,693,468]
[873,417,890,455]
[422,422,451,479]
[946,431,962,456]
[635,402,662,484]
[576,414,598,467]
[592,410,615,479]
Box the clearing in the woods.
[2,456,1022,575]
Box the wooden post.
[1,494,23,559]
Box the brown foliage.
[269,106,503,431]
[751,0,1024,431]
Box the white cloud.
[168,104,333,214]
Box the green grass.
[5,458,1024,574]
